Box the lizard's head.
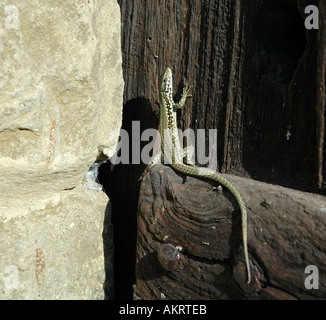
[160,67,173,96]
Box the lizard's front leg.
[174,84,192,110]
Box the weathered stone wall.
[0,0,123,299]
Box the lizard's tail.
[172,163,251,284]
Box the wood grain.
[135,164,326,299]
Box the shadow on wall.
[98,97,155,300]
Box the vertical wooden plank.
[101,0,325,299]
[317,0,326,189]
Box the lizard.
[151,67,251,284]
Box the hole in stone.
[85,161,106,191]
